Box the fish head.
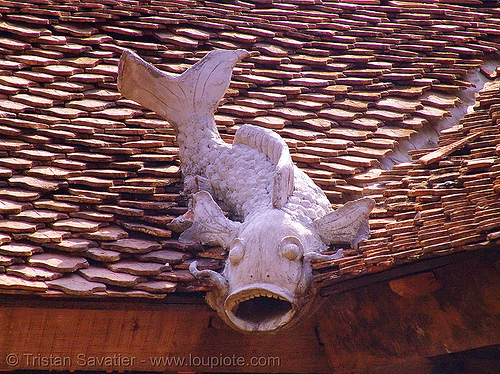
[185,191,374,333]
[221,209,322,332]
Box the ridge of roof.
[0,0,499,299]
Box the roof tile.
[0,157,29,174]
[28,252,88,272]
[133,280,176,293]
[25,228,72,244]
[100,238,160,254]
[10,210,68,223]
[0,273,48,292]
[78,266,142,287]
[7,265,62,281]
[0,0,499,299]
[84,247,121,262]
[47,273,106,295]
[51,219,104,233]
[107,260,169,276]
[83,225,128,242]
[9,175,64,192]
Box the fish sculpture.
[118,49,375,333]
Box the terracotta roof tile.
[107,260,169,276]
[133,280,176,293]
[7,264,62,281]
[0,20,49,38]
[0,273,48,292]
[155,269,195,282]
[0,157,32,170]
[78,266,142,287]
[27,252,88,272]
[0,0,499,299]
[47,273,106,295]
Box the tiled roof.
[316,78,500,291]
[0,0,499,298]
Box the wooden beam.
[0,249,498,374]
[316,248,500,373]
[0,295,331,373]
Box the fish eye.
[229,238,245,265]
[279,236,303,261]
[282,243,300,260]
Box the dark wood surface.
[317,248,500,373]
[0,248,498,373]
[0,295,331,373]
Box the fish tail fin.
[118,49,249,132]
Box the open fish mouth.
[224,285,296,332]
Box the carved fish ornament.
[118,49,375,333]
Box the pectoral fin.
[314,198,375,249]
[179,191,240,248]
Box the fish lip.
[224,284,297,332]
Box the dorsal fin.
[234,124,294,208]
[118,49,249,130]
